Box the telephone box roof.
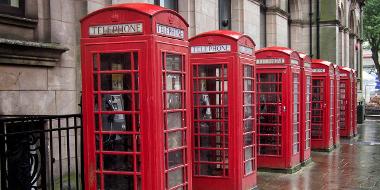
[256,46,295,55]
[312,59,333,67]
[339,66,352,72]
[189,30,255,45]
[81,3,188,26]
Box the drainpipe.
[288,0,291,48]
[309,0,313,57]
[316,0,320,58]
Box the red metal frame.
[333,65,340,146]
[80,3,192,190]
[339,67,353,137]
[190,30,257,190]
[311,59,334,151]
[352,69,358,136]
[255,47,301,170]
[299,53,312,163]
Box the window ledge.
[0,13,37,28]
[0,38,68,67]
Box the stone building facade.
[0,0,365,115]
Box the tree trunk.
[371,47,380,80]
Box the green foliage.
[364,0,380,48]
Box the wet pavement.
[257,119,380,190]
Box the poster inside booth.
[80,3,191,190]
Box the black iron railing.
[0,114,84,190]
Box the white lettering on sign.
[191,45,231,54]
[156,24,184,39]
[313,68,325,73]
[304,62,311,68]
[89,23,143,36]
[256,58,285,64]
[239,45,253,55]
[340,73,347,77]
[291,59,299,65]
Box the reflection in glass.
[168,150,183,168]
[166,112,182,130]
[166,73,182,90]
[166,54,182,71]
[168,168,183,188]
[168,131,183,149]
[166,93,182,109]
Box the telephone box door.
[257,70,285,162]
[311,77,326,146]
[83,43,145,190]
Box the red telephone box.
[339,66,353,137]
[80,4,192,190]
[333,64,340,146]
[190,30,257,190]
[299,53,312,165]
[352,69,358,136]
[311,59,334,151]
[255,47,301,172]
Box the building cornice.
[0,14,37,28]
[266,6,289,19]
[0,38,68,67]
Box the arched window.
[219,0,231,30]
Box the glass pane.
[244,120,253,132]
[245,161,253,174]
[100,53,131,71]
[102,134,134,152]
[168,131,183,149]
[197,65,226,77]
[244,79,253,91]
[104,174,134,190]
[200,164,224,176]
[168,168,183,188]
[244,65,253,77]
[244,134,253,146]
[244,147,253,160]
[244,93,253,105]
[100,73,133,91]
[101,94,132,111]
[168,150,184,168]
[103,154,134,171]
[166,112,183,130]
[101,114,133,131]
[166,54,182,71]
[165,73,182,90]
[166,93,182,109]
[200,135,224,148]
[200,149,223,162]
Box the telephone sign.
[89,23,143,36]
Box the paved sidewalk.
[257,119,380,190]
